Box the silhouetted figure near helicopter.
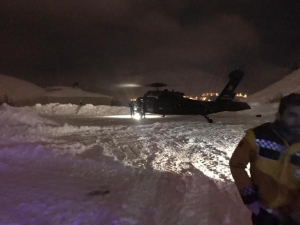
[142,98,147,118]
[129,101,135,117]
[135,97,147,118]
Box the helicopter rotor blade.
[145,83,167,88]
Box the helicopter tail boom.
[215,69,244,103]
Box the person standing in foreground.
[230,93,300,225]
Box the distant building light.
[182,92,247,101]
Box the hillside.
[0,74,44,104]
[0,74,112,106]
[247,69,300,103]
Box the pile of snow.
[30,103,129,116]
[0,74,44,102]
[247,68,300,103]
[0,104,56,126]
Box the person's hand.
[247,201,261,215]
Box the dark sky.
[1,0,300,100]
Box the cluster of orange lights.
[131,93,247,102]
[184,93,247,101]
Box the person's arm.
[279,190,300,222]
[230,131,260,211]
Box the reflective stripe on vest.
[256,139,286,160]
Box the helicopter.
[134,69,251,123]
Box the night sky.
[1,0,300,100]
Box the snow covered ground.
[0,102,278,225]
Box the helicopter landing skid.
[203,115,213,123]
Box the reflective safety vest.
[230,122,300,209]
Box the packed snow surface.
[0,102,277,225]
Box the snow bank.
[0,104,56,126]
[31,103,130,116]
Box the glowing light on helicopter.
[116,83,141,88]
[133,113,141,120]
